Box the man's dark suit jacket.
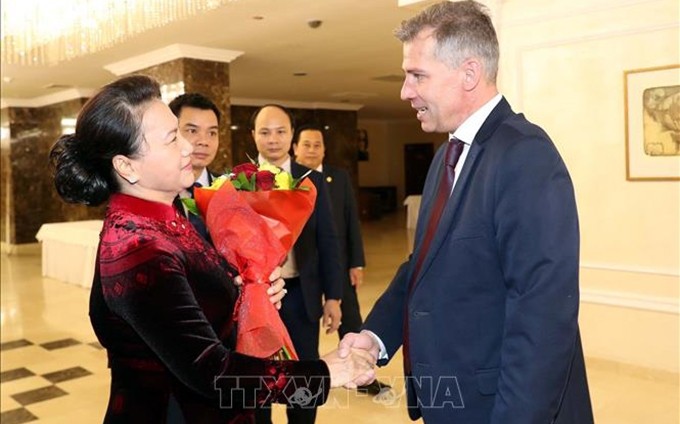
[364,98,593,423]
[174,171,215,242]
[323,164,365,337]
[291,161,344,322]
[322,165,365,271]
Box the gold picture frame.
[624,64,680,181]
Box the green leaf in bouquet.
[236,172,254,191]
[180,198,199,216]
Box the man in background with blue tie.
[339,1,593,423]
[169,93,220,240]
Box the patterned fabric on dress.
[90,193,330,423]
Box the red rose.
[255,170,275,190]
[232,163,258,179]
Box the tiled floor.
[1,211,678,423]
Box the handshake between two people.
[253,270,379,389]
[321,331,381,389]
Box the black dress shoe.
[357,380,391,396]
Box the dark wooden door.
[404,143,434,196]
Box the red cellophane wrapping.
[194,178,317,360]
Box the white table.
[403,195,422,229]
[35,220,103,288]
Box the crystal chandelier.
[1,0,236,66]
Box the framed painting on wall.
[624,64,680,181]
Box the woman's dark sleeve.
[100,245,330,407]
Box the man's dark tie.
[403,137,465,375]
[174,182,211,242]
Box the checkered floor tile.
[0,338,103,423]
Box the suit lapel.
[412,143,482,288]
[411,98,514,291]
[291,161,305,178]
[411,144,446,253]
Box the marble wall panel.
[2,99,105,245]
[1,108,11,243]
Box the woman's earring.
[127,177,138,184]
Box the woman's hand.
[321,347,376,389]
[232,267,287,310]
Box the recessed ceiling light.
[307,19,322,29]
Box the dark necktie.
[174,182,211,242]
[403,137,465,374]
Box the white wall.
[360,0,680,372]
[500,0,679,372]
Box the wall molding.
[504,0,666,27]
[104,44,244,76]
[581,262,679,277]
[584,356,678,383]
[1,242,40,256]
[581,288,679,315]
[1,88,96,109]
[512,21,678,110]
[231,97,363,112]
[517,22,678,52]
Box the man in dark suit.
[169,93,219,188]
[251,105,343,424]
[169,93,219,240]
[293,125,366,337]
[339,1,594,423]
[293,125,391,396]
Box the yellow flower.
[258,162,282,175]
[274,172,292,190]
[210,175,229,190]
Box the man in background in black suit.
[293,125,391,396]
[169,93,220,187]
[252,105,343,424]
[168,93,220,240]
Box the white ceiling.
[0,0,443,120]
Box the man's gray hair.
[395,0,499,82]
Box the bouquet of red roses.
[187,162,317,360]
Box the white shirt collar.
[195,168,211,187]
[258,154,292,173]
[451,93,503,145]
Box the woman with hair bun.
[49,75,374,423]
